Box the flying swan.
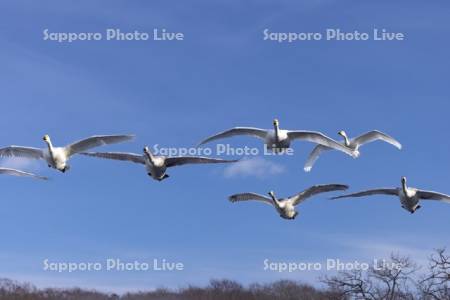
[331,177,450,213]
[197,119,356,156]
[80,146,238,181]
[229,184,349,220]
[0,134,135,172]
[0,167,48,180]
[304,130,402,172]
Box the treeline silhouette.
[0,249,448,300]
[0,279,338,300]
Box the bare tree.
[323,269,376,300]
[323,254,418,300]
[418,249,450,300]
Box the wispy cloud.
[223,157,285,179]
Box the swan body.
[304,130,402,172]
[229,184,349,220]
[0,134,135,172]
[0,167,47,180]
[81,146,238,181]
[332,177,450,213]
[198,119,356,156]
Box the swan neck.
[45,140,54,153]
[342,134,350,147]
[270,195,279,207]
[274,124,280,141]
[402,180,408,194]
[144,149,155,164]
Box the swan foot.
[157,174,170,181]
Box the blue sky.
[0,0,449,293]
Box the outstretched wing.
[65,135,135,157]
[79,152,145,164]
[331,188,399,200]
[197,127,268,146]
[303,145,332,172]
[290,184,349,206]
[165,156,238,167]
[416,190,450,203]
[228,193,274,206]
[287,131,354,157]
[0,168,48,180]
[353,130,402,149]
[0,146,44,160]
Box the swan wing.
[416,190,450,203]
[165,156,238,167]
[0,146,44,160]
[331,188,399,200]
[65,134,135,157]
[291,184,349,206]
[228,193,273,206]
[353,130,402,149]
[287,131,354,157]
[197,127,268,146]
[0,167,48,180]
[79,152,145,164]
[303,145,332,172]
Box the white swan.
[229,184,349,220]
[198,119,356,156]
[0,134,134,172]
[304,130,402,172]
[0,167,47,180]
[81,146,238,181]
[332,177,450,213]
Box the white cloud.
[223,157,285,179]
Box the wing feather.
[0,146,44,160]
[290,184,349,206]
[287,131,354,157]
[353,130,402,149]
[228,193,273,206]
[331,188,399,200]
[197,128,268,146]
[65,135,135,156]
[303,145,332,172]
[416,190,450,203]
[79,152,145,164]
[0,168,48,180]
[165,156,238,167]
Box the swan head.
[143,146,155,163]
[401,176,407,185]
[338,130,347,138]
[268,191,276,200]
[42,134,51,142]
[273,119,279,127]
[338,130,352,147]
